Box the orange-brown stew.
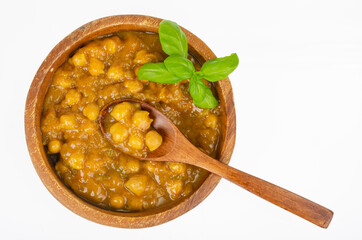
[41,31,221,211]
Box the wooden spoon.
[99,99,333,228]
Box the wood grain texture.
[100,99,333,228]
[24,15,236,228]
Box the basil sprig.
[137,20,239,109]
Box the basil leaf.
[194,87,219,109]
[200,53,239,82]
[164,55,195,79]
[189,74,218,109]
[137,62,182,84]
[189,74,206,103]
[159,20,188,58]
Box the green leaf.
[159,20,188,58]
[137,62,182,84]
[189,74,218,109]
[200,53,239,82]
[194,87,219,109]
[164,55,195,79]
[189,74,206,103]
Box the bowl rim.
[24,14,236,228]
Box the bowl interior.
[25,15,236,228]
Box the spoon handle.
[195,156,333,228]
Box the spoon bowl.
[99,99,177,160]
[100,99,334,229]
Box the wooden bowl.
[25,15,236,228]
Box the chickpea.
[157,86,169,102]
[144,161,158,173]
[52,73,74,89]
[85,154,104,171]
[83,90,97,103]
[55,161,69,175]
[60,114,77,130]
[88,57,105,76]
[134,49,160,64]
[109,122,129,143]
[67,151,85,170]
[118,155,140,174]
[167,162,186,174]
[72,52,88,67]
[123,33,143,51]
[123,70,135,80]
[64,89,81,105]
[82,103,99,121]
[59,78,74,89]
[82,42,106,60]
[82,121,97,135]
[204,114,218,129]
[102,171,123,190]
[103,36,121,54]
[125,174,148,196]
[80,179,107,203]
[110,195,125,209]
[48,140,62,154]
[107,64,124,80]
[124,80,143,93]
[127,197,143,210]
[166,180,184,198]
[126,158,140,173]
[145,130,163,151]
[128,135,144,150]
[67,139,84,149]
[111,102,133,122]
[145,179,157,194]
[41,109,59,133]
[132,110,152,130]
[97,84,121,103]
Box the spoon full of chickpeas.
[99,99,333,228]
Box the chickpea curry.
[41,31,222,211]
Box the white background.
[0,0,361,239]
